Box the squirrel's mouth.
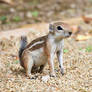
[65,34,72,38]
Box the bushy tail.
[19,36,27,59]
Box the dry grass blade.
[82,15,92,24]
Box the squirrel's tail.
[19,36,27,60]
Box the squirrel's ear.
[49,23,54,33]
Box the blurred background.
[0,0,92,31]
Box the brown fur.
[19,21,72,78]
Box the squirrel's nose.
[69,32,72,35]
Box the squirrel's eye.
[57,26,63,30]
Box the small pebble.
[41,75,50,82]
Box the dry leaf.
[0,0,14,5]
[82,15,92,24]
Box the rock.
[41,75,50,82]
[10,8,15,13]
[26,11,32,18]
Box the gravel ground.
[0,0,92,92]
[0,32,92,92]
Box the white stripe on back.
[29,40,44,49]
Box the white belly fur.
[30,48,47,66]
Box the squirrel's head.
[49,21,72,40]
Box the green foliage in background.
[79,46,92,52]
[13,16,21,22]
[14,60,19,64]
[0,16,7,21]
[85,46,92,52]
[31,11,39,17]
[29,0,38,5]
[64,49,69,53]
[79,48,83,51]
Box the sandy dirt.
[0,0,92,92]
[0,30,92,92]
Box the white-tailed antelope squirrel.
[19,21,72,78]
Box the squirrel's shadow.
[12,67,41,78]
